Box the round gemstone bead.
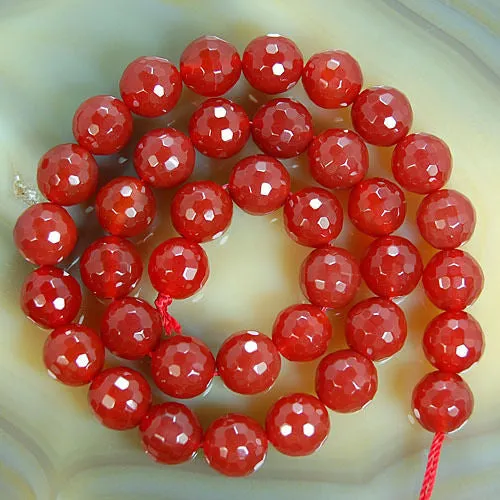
[140,402,202,465]
[14,203,77,266]
[203,414,268,477]
[43,324,104,386]
[216,331,281,395]
[88,366,152,431]
[315,349,378,413]
[170,181,233,242]
[272,304,332,361]
[265,393,330,456]
[72,95,133,155]
[148,237,209,299]
[392,133,452,194]
[228,155,291,215]
[351,86,413,146]
[302,50,363,108]
[361,236,423,298]
[119,56,182,117]
[37,143,99,206]
[101,298,162,360]
[251,98,313,158]
[180,35,241,97]
[80,236,143,299]
[151,336,215,399]
[412,371,474,433]
[422,249,483,311]
[283,187,343,247]
[417,189,476,249]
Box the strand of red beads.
[13,33,483,495]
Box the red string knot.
[154,293,182,336]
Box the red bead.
[284,187,343,247]
[412,371,474,433]
[37,143,98,206]
[308,129,368,189]
[417,189,476,249]
[216,331,281,395]
[351,86,413,146]
[265,393,330,456]
[423,311,484,373]
[72,95,133,155]
[88,366,152,431]
[151,336,215,399]
[300,247,361,309]
[203,414,268,477]
[119,56,182,117]
[345,297,407,361]
[422,249,483,311]
[228,155,291,215]
[43,324,104,386]
[21,266,82,328]
[189,97,250,158]
[133,128,195,189]
[14,203,77,266]
[302,50,363,108]
[272,304,332,361]
[180,35,241,97]
[361,236,423,298]
[140,402,202,464]
[316,349,378,413]
[242,35,303,94]
[392,133,452,194]
[171,181,233,242]
[101,298,162,360]
[251,98,313,158]
[80,236,143,299]
[348,177,406,237]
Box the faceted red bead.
[43,324,104,386]
[422,249,483,311]
[101,297,162,360]
[417,189,476,249]
[302,50,363,108]
[148,237,209,299]
[412,371,474,433]
[14,203,77,266]
[88,366,152,431]
[228,155,291,215]
[361,236,423,298]
[180,35,241,97]
[251,98,313,158]
[300,247,361,309]
[21,266,82,328]
[242,35,303,94]
[345,297,407,361]
[72,95,133,155]
[170,181,233,242]
[216,331,281,395]
[316,349,378,413]
[140,402,203,465]
[80,236,143,299]
[348,177,406,237]
[37,143,99,206]
[423,311,484,373]
[265,393,330,456]
[151,336,215,399]
[392,133,452,194]
[133,128,195,189]
[203,414,268,477]
[283,187,343,247]
[351,86,413,146]
[119,56,182,117]
[272,304,332,361]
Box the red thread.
[154,293,182,336]
[419,432,445,500]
